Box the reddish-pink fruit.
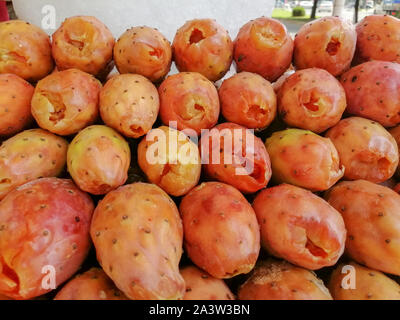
[294,16,356,76]
[234,17,294,82]
[180,182,260,279]
[326,117,398,183]
[278,68,346,133]
[340,61,400,127]
[253,184,346,270]
[0,178,94,300]
[389,125,400,176]
[90,183,185,300]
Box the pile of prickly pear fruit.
[1,12,400,301]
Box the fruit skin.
[340,61,400,127]
[67,125,130,195]
[180,182,260,279]
[265,128,344,191]
[200,122,271,194]
[52,16,114,76]
[31,69,102,136]
[54,268,128,300]
[278,68,346,133]
[354,15,400,65]
[0,73,34,136]
[0,178,94,300]
[294,16,356,76]
[233,17,293,82]
[252,184,346,270]
[0,129,68,200]
[114,26,172,83]
[100,74,159,139]
[138,126,201,197]
[389,125,400,177]
[238,259,332,300]
[159,72,220,135]
[0,20,53,81]
[325,180,400,276]
[329,261,400,300]
[90,182,185,300]
[326,117,398,183]
[219,72,277,130]
[181,266,235,300]
[172,19,233,82]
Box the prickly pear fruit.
[325,180,400,276]
[329,261,400,300]
[181,266,235,300]
[90,182,185,300]
[238,259,333,300]
[0,178,94,300]
[67,125,131,195]
[180,182,260,279]
[265,128,344,191]
[253,184,346,270]
[326,117,398,183]
[340,61,400,127]
[389,124,400,176]
[0,129,68,200]
[55,268,128,300]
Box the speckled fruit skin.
[100,74,159,139]
[0,129,68,200]
[253,184,346,270]
[238,259,333,300]
[0,74,34,136]
[67,125,130,195]
[233,17,293,82]
[0,20,53,81]
[340,61,400,127]
[31,69,102,136]
[325,180,400,276]
[54,268,128,300]
[90,183,185,300]
[138,126,201,197]
[326,117,398,183]
[181,266,235,300]
[218,72,277,130]
[329,261,400,300]
[294,16,356,76]
[265,128,344,191]
[354,15,400,65]
[159,72,220,135]
[200,123,271,194]
[0,178,94,300]
[52,16,114,76]
[172,19,233,82]
[114,26,172,83]
[180,182,260,279]
[389,125,400,176]
[278,68,346,133]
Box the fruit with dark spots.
[277,68,346,133]
[340,61,400,127]
[238,259,332,300]
[90,183,185,300]
[233,17,293,82]
[31,69,101,136]
[67,125,130,195]
[326,117,398,183]
[253,184,346,270]
[100,74,159,138]
[172,19,233,81]
[294,17,356,76]
[200,123,272,193]
[265,128,344,191]
[114,26,171,82]
[0,178,94,300]
[180,182,260,279]
[325,180,400,275]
